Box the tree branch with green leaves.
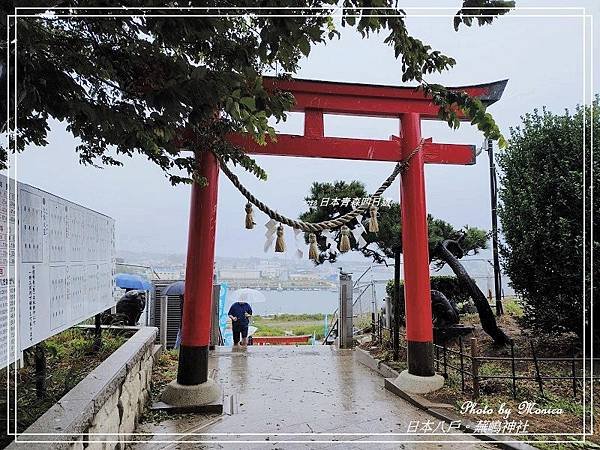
[298,179,489,266]
[2,0,514,184]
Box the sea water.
[241,284,389,316]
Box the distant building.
[289,273,318,281]
[218,269,261,280]
[152,266,185,280]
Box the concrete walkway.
[131,346,495,449]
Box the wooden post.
[442,341,448,378]
[371,312,376,343]
[459,336,465,392]
[471,337,480,399]
[93,313,102,352]
[34,343,46,399]
[510,341,517,398]
[530,341,545,397]
[571,343,577,398]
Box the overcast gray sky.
[13,1,599,260]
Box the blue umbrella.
[162,280,184,296]
[115,273,153,291]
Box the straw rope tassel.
[308,233,319,261]
[339,226,351,253]
[217,139,424,233]
[275,224,286,252]
[369,205,379,233]
[245,202,255,229]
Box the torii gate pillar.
[400,112,437,380]
[161,149,222,408]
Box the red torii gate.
[167,77,506,403]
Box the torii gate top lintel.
[262,76,508,118]
[229,77,507,164]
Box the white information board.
[0,176,16,369]
[0,175,116,368]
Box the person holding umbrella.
[228,292,253,346]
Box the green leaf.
[298,38,311,57]
[239,97,256,111]
[191,66,207,80]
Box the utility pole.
[487,139,504,316]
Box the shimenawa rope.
[217,139,424,233]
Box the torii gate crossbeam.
[170,77,506,402]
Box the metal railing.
[374,314,599,400]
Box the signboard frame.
[0,175,116,368]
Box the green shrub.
[498,100,599,339]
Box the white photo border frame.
[4,4,595,446]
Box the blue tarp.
[219,283,233,346]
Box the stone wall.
[8,327,158,449]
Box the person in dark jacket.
[115,289,146,325]
[228,301,252,346]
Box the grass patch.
[479,362,505,377]
[252,322,325,339]
[45,327,125,359]
[252,314,327,339]
[538,393,584,416]
[252,323,285,336]
[503,297,524,317]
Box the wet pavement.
[131,346,495,449]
